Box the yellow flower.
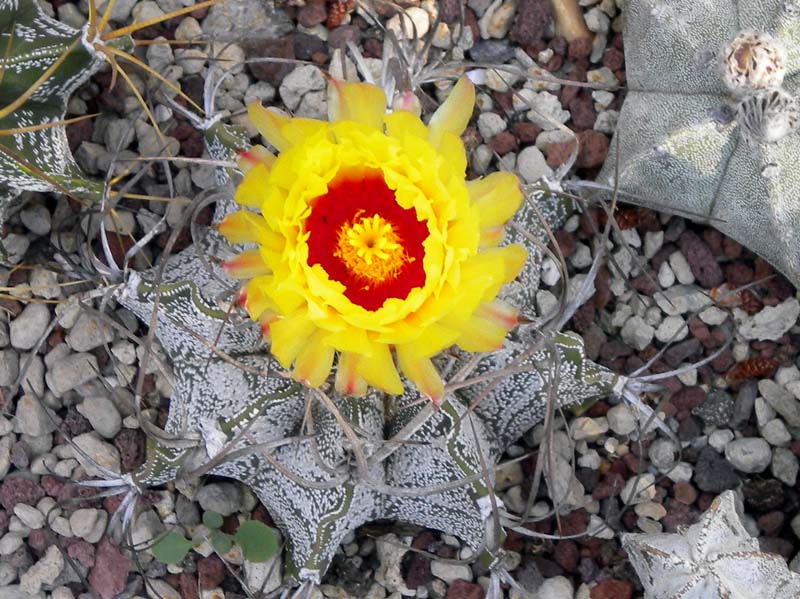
[220,78,526,402]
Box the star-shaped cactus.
[116,187,621,583]
[600,0,800,286]
[0,0,133,220]
[623,490,800,598]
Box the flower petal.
[237,145,276,174]
[328,80,386,130]
[355,342,404,395]
[427,77,475,148]
[468,172,523,229]
[234,163,271,209]
[335,352,368,396]
[247,102,291,151]
[455,300,519,352]
[293,331,335,387]
[270,314,317,369]
[223,250,271,279]
[395,345,444,404]
[219,211,284,253]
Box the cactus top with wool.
[220,78,527,402]
[600,0,800,286]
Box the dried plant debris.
[623,490,800,599]
[600,0,800,287]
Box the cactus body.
[600,0,800,285]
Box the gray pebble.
[29,268,60,299]
[724,437,772,473]
[516,146,553,184]
[20,204,51,236]
[648,438,677,472]
[772,447,799,486]
[14,395,57,437]
[10,303,50,351]
[430,560,472,584]
[620,315,654,351]
[758,380,800,427]
[0,349,19,386]
[279,65,325,112]
[46,353,99,396]
[196,482,241,516]
[76,396,121,439]
[761,418,791,446]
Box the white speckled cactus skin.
[600,0,800,286]
[623,491,800,598]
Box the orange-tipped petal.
[293,331,335,387]
[237,145,276,174]
[219,211,285,254]
[328,80,386,129]
[258,311,278,338]
[223,250,271,279]
[427,77,475,148]
[335,352,368,396]
[479,226,505,248]
[356,342,404,395]
[455,300,519,353]
[391,90,422,117]
[247,102,291,151]
[396,346,444,404]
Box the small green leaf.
[152,531,194,564]
[211,530,233,555]
[234,520,279,562]
[203,511,224,529]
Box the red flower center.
[305,170,428,311]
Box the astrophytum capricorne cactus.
[106,76,649,586]
[599,0,800,286]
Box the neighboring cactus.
[623,490,800,598]
[599,0,800,286]
[0,0,220,229]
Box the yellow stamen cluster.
[335,214,409,284]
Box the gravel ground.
[2,1,800,599]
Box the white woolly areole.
[719,31,786,95]
[736,88,798,144]
[477,494,504,520]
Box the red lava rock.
[114,428,146,474]
[67,117,94,153]
[558,509,589,536]
[553,540,579,572]
[446,580,484,599]
[40,475,64,498]
[575,130,609,168]
[89,539,133,599]
[327,24,361,49]
[489,131,518,155]
[180,572,200,599]
[569,93,596,131]
[362,37,382,58]
[570,303,595,334]
[27,529,57,556]
[66,538,96,568]
[550,36,567,56]
[544,54,563,72]
[673,482,698,505]
[461,126,482,152]
[510,0,551,46]
[678,231,724,288]
[554,229,576,257]
[629,273,659,295]
[0,477,45,511]
[591,579,633,599]
[198,555,226,590]
[757,511,785,536]
[439,0,462,24]
[297,0,326,27]
[725,262,754,287]
[404,552,433,589]
[722,236,743,260]
[568,36,592,60]
[670,386,706,411]
[593,266,612,310]
[602,47,624,71]
[511,122,541,144]
[545,139,577,169]
[172,122,205,158]
[686,317,710,341]
[244,38,295,85]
